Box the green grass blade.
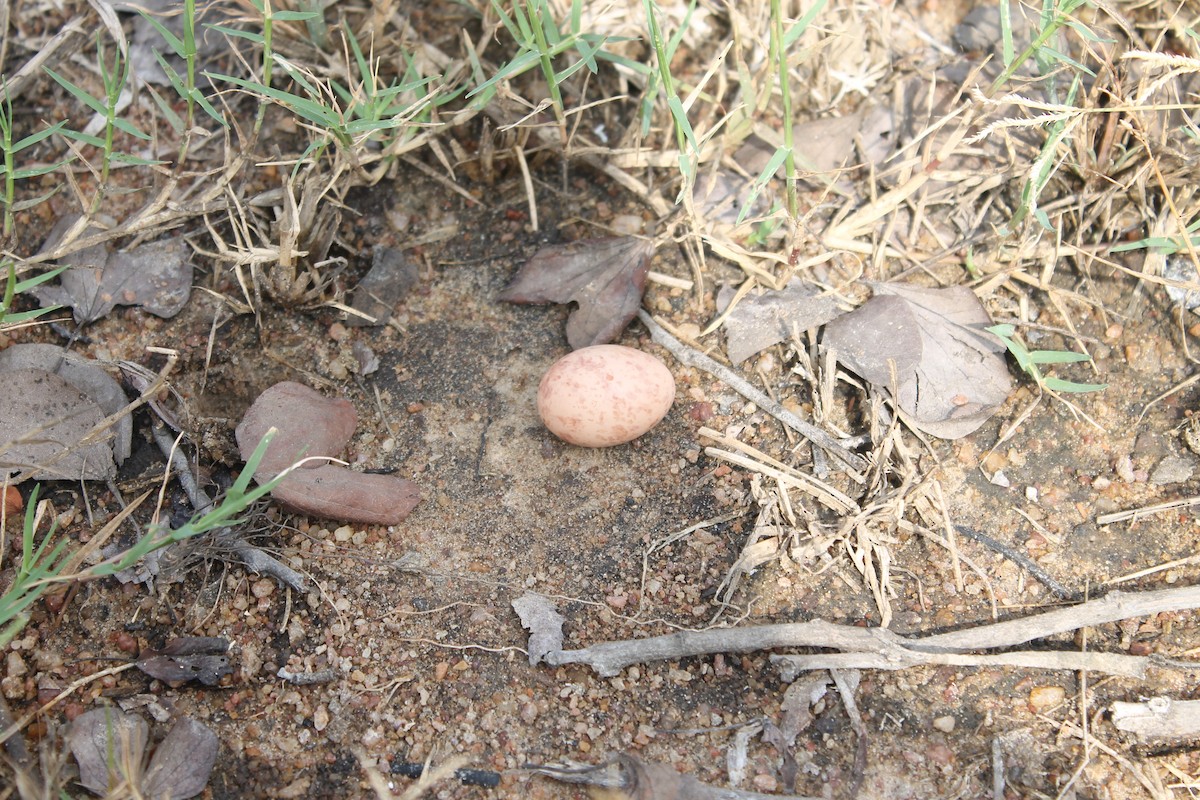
[1042,377,1107,393]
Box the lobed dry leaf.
[36,238,193,324]
[498,237,655,349]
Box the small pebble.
[1029,685,1066,710]
[932,715,956,733]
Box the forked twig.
[545,584,1200,679]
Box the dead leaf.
[36,237,193,324]
[512,593,565,666]
[0,343,132,464]
[717,279,843,364]
[346,245,419,327]
[136,637,232,686]
[69,707,149,795]
[498,237,655,349]
[141,717,219,800]
[0,369,116,481]
[822,282,1012,439]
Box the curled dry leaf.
[140,717,219,800]
[822,282,1012,439]
[136,637,232,686]
[498,236,655,349]
[512,592,565,666]
[69,708,149,795]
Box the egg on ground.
[537,344,675,447]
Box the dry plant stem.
[276,667,337,685]
[150,423,309,593]
[546,585,1200,679]
[1096,495,1200,525]
[1,19,87,102]
[831,669,867,800]
[637,310,868,473]
[524,755,823,800]
[952,524,1073,599]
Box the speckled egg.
[537,345,675,447]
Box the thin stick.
[544,584,1200,678]
[637,310,868,474]
[1096,495,1200,525]
[0,662,137,746]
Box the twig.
[525,754,823,800]
[954,525,1074,599]
[830,670,867,800]
[545,585,1200,678]
[150,423,309,593]
[1096,495,1200,525]
[276,667,337,685]
[637,310,868,473]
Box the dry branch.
[545,585,1200,679]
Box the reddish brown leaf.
[498,236,655,349]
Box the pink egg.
[537,345,675,447]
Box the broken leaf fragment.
[498,236,655,349]
[821,282,1012,439]
[512,592,564,666]
[716,278,843,364]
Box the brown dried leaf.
[0,368,116,481]
[141,718,219,800]
[498,237,655,349]
[822,282,1012,439]
[36,238,192,324]
[136,637,232,686]
[717,279,843,364]
[68,708,149,795]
